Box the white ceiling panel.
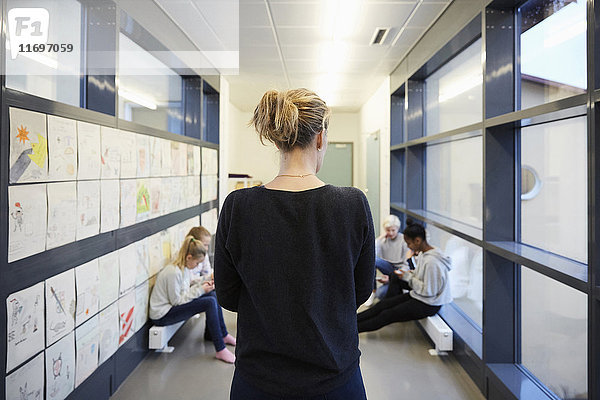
[268,3,321,27]
[408,2,448,28]
[240,2,270,27]
[277,27,325,46]
[240,27,277,47]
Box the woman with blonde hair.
[215,89,375,399]
[149,235,236,363]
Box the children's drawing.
[47,115,77,181]
[75,315,99,388]
[120,130,137,179]
[134,282,149,333]
[202,147,218,175]
[9,107,48,183]
[168,225,180,259]
[136,134,150,178]
[77,121,101,180]
[149,178,161,218]
[171,141,187,176]
[118,291,135,346]
[98,302,119,365]
[187,144,194,175]
[201,208,219,236]
[8,184,47,262]
[192,146,201,176]
[5,352,44,400]
[149,136,162,177]
[100,179,120,233]
[75,259,100,326]
[6,282,45,372]
[135,179,150,222]
[135,238,150,286]
[169,177,184,212]
[160,230,172,267]
[159,177,171,215]
[160,138,172,176]
[119,244,137,296]
[45,269,76,346]
[193,176,201,206]
[201,175,219,202]
[100,127,120,179]
[120,179,137,228]
[98,252,119,310]
[45,331,75,400]
[46,182,77,249]
[76,181,100,240]
[148,232,163,277]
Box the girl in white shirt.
[149,235,236,363]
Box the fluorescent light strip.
[119,88,158,110]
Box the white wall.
[359,77,391,231]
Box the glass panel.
[424,38,482,135]
[118,33,183,134]
[426,135,482,228]
[426,224,482,327]
[520,116,587,263]
[391,94,404,145]
[521,266,587,399]
[519,0,586,109]
[390,150,405,205]
[5,0,82,106]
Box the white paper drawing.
[47,115,77,181]
[46,269,76,346]
[187,144,194,175]
[202,208,219,236]
[45,331,75,400]
[9,107,48,183]
[46,182,77,249]
[193,177,201,207]
[136,179,150,222]
[168,225,180,259]
[77,121,101,180]
[192,146,201,176]
[6,282,44,372]
[120,130,137,179]
[100,127,120,179]
[98,302,119,365]
[77,181,100,240]
[148,232,163,277]
[119,244,137,296]
[136,134,150,178]
[171,141,187,176]
[202,175,219,203]
[134,282,149,333]
[160,230,172,268]
[160,138,172,176]
[8,184,47,263]
[202,147,218,175]
[159,178,171,216]
[170,177,183,212]
[5,352,44,400]
[75,315,99,387]
[149,136,162,177]
[98,252,120,310]
[135,238,150,286]
[75,259,100,326]
[118,291,135,346]
[120,179,137,228]
[149,178,161,218]
[100,179,120,233]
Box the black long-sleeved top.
[214,184,375,397]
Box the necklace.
[276,173,315,178]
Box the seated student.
[358,219,452,332]
[187,226,213,281]
[149,235,236,363]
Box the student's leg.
[375,257,395,276]
[384,273,411,299]
[196,295,227,352]
[358,295,441,332]
[357,293,410,322]
[152,299,205,326]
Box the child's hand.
[201,281,215,293]
[376,275,389,284]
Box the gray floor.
[111,310,484,400]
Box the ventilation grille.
[370,28,390,45]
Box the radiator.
[417,314,453,353]
[149,320,186,351]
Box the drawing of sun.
[16,125,30,144]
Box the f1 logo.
[7,8,49,59]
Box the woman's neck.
[264,148,325,191]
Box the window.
[424,38,482,135]
[519,0,586,109]
[5,0,82,106]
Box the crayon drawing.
[135,179,150,222]
[202,147,218,175]
[148,232,163,277]
[5,352,44,400]
[98,302,119,365]
[77,121,101,180]
[159,178,171,215]
[192,145,201,176]
[76,181,100,240]
[100,179,120,233]
[134,282,149,333]
[160,230,172,270]
[8,184,47,262]
[9,107,48,183]
[119,244,137,296]
[149,136,162,177]
[75,259,100,326]
[45,269,76,346]
[120,130,137,179]
[6,282,45,372]
[187,144,194,175]
[171,141,187,176]
[118,291,136,346]
[75,315,99,387]
[136,134,150,178]
[45,332,75,400]
[201,175,219,202]
[120,179,137,228]
[201,208,219,236]
[46,182,77,250]
[135,238,150,286]
[149,177,162,218]
[160,138,172,176]
[47,115,77,181]
[98,252,120,310]
[100,127,120,179]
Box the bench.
[149,321,186,352]
[417,314,453,355]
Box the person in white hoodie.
[149,235,236,363]
[357,218,452,332]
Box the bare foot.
[215,348,235,364]
[223,334,236,346]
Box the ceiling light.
[321,0,361,40]
[319,42,348,73]
[119,88,158,110]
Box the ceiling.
[151,0,453,112]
